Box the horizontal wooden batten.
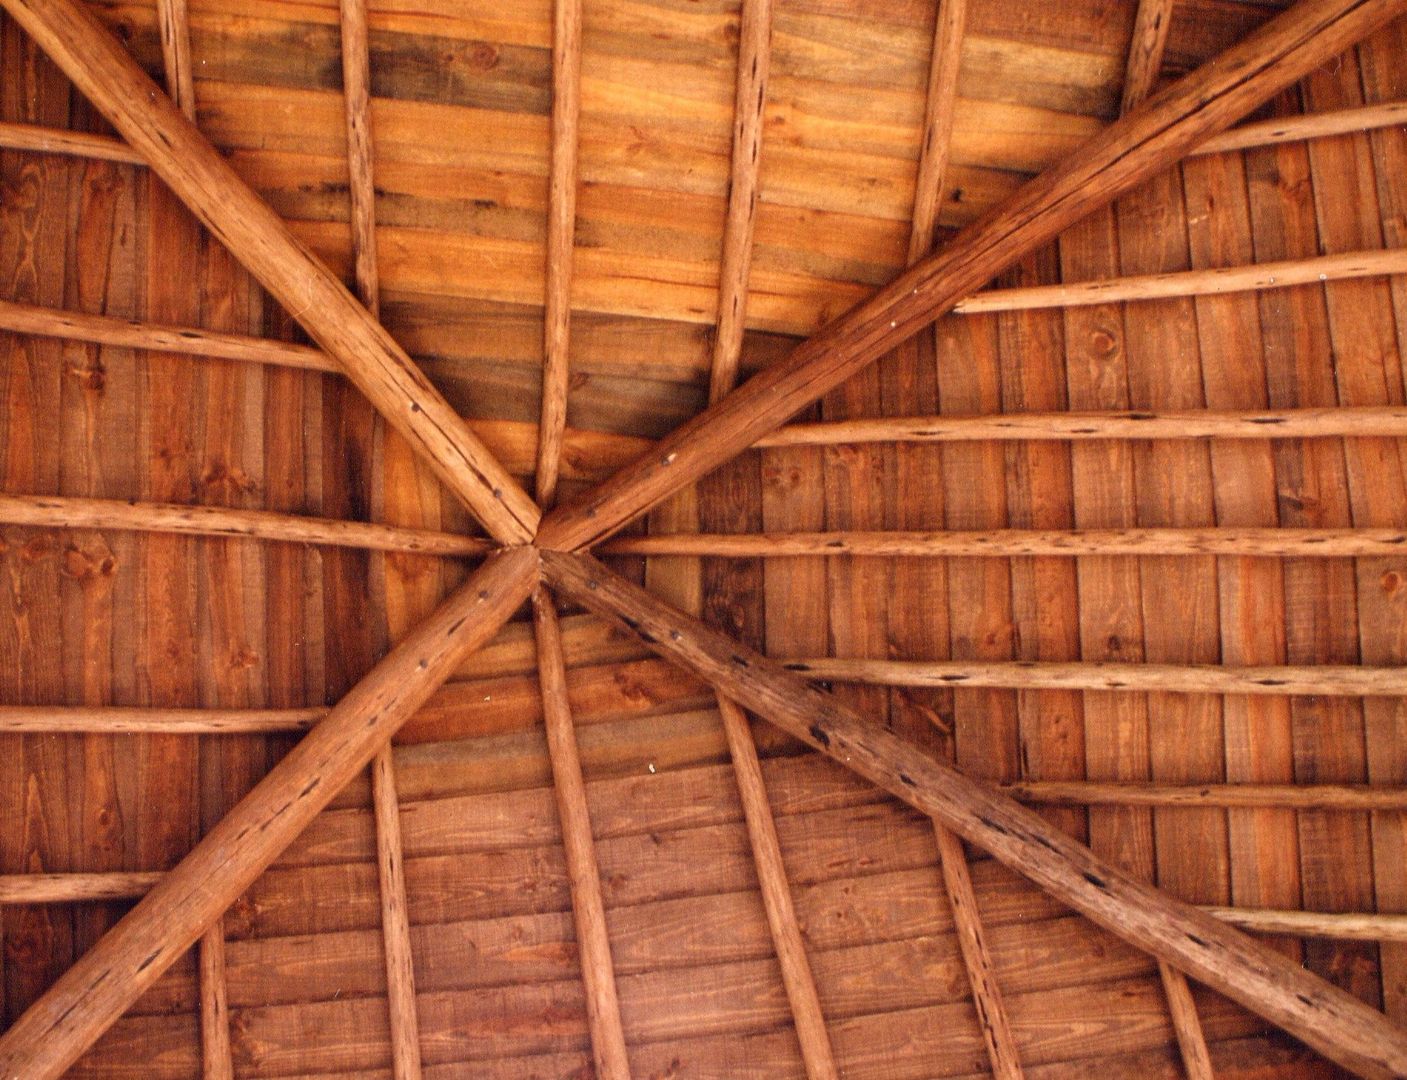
[755,405,1407,447]
[0,120,142,162]
[544,550,1407,1079]
[603,527,1407,559]
[1004,781,1407,811]
[954,247,1407,314]
[1206,907,1407,943]
[0,298,334,371]
[0,705,325,734]
[1191,98,1407,155]
[786,658,1407,697]
[0,493,493,556]
[0,872,164,904]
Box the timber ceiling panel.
[2,0,1406,1076]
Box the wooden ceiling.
[1,0,1407,1076]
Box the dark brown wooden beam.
[536,0,1407,551]
[543,549,1407,1080]
[0,547,538,1079]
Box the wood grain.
[0,492,492,554]
[0,0,539,542]
[538,0,1407,550]
[531,592,630,1079]
[544,549,1407,1079]
[0,547,538,1079]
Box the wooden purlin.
[0,492,493,555]
[543,549,1407,1080]
[602,527,1407,558]
[536,0,1407,551]
[701,2,839,1070]
[0,547,539,1079]
[0,0,539,543]
[954,248,1407,313]
[756,405,1407,446]
[532,593,631,1079]
[533,0,582,507]
[787,657,1407,696]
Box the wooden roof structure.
[1,0,1406,1075]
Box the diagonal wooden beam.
[0,0,539,544]
[1120,0,1176,116]
[536,0,1407,551]
[542,549,1407,1080]
[0,546,538,1079]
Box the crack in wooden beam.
[0,492,493,555]
[532,591,631,1078]
[0,546,539,1079]
[0,0,539,543]
[536,0,1407,551]
[534,0,583,508]
[542,548,1407,1079]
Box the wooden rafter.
[198,922,234,1080]
[602,526,1407,558]
[536,0,1407,551]
[0,492,493,555]
[1120,0,1176,115]
[543,549,1407,1079]
[904,5,1021,1075]
[333,3,428,1069]
[0,547,538,1079]
[718,695,839,1079]
[533,0,583,507]
[709,0,773,403]
[701,4,839,1067]
[154,0,194,120]
[532,592,631,1077]
[0,0,539,544]
[372,748,424,1080]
